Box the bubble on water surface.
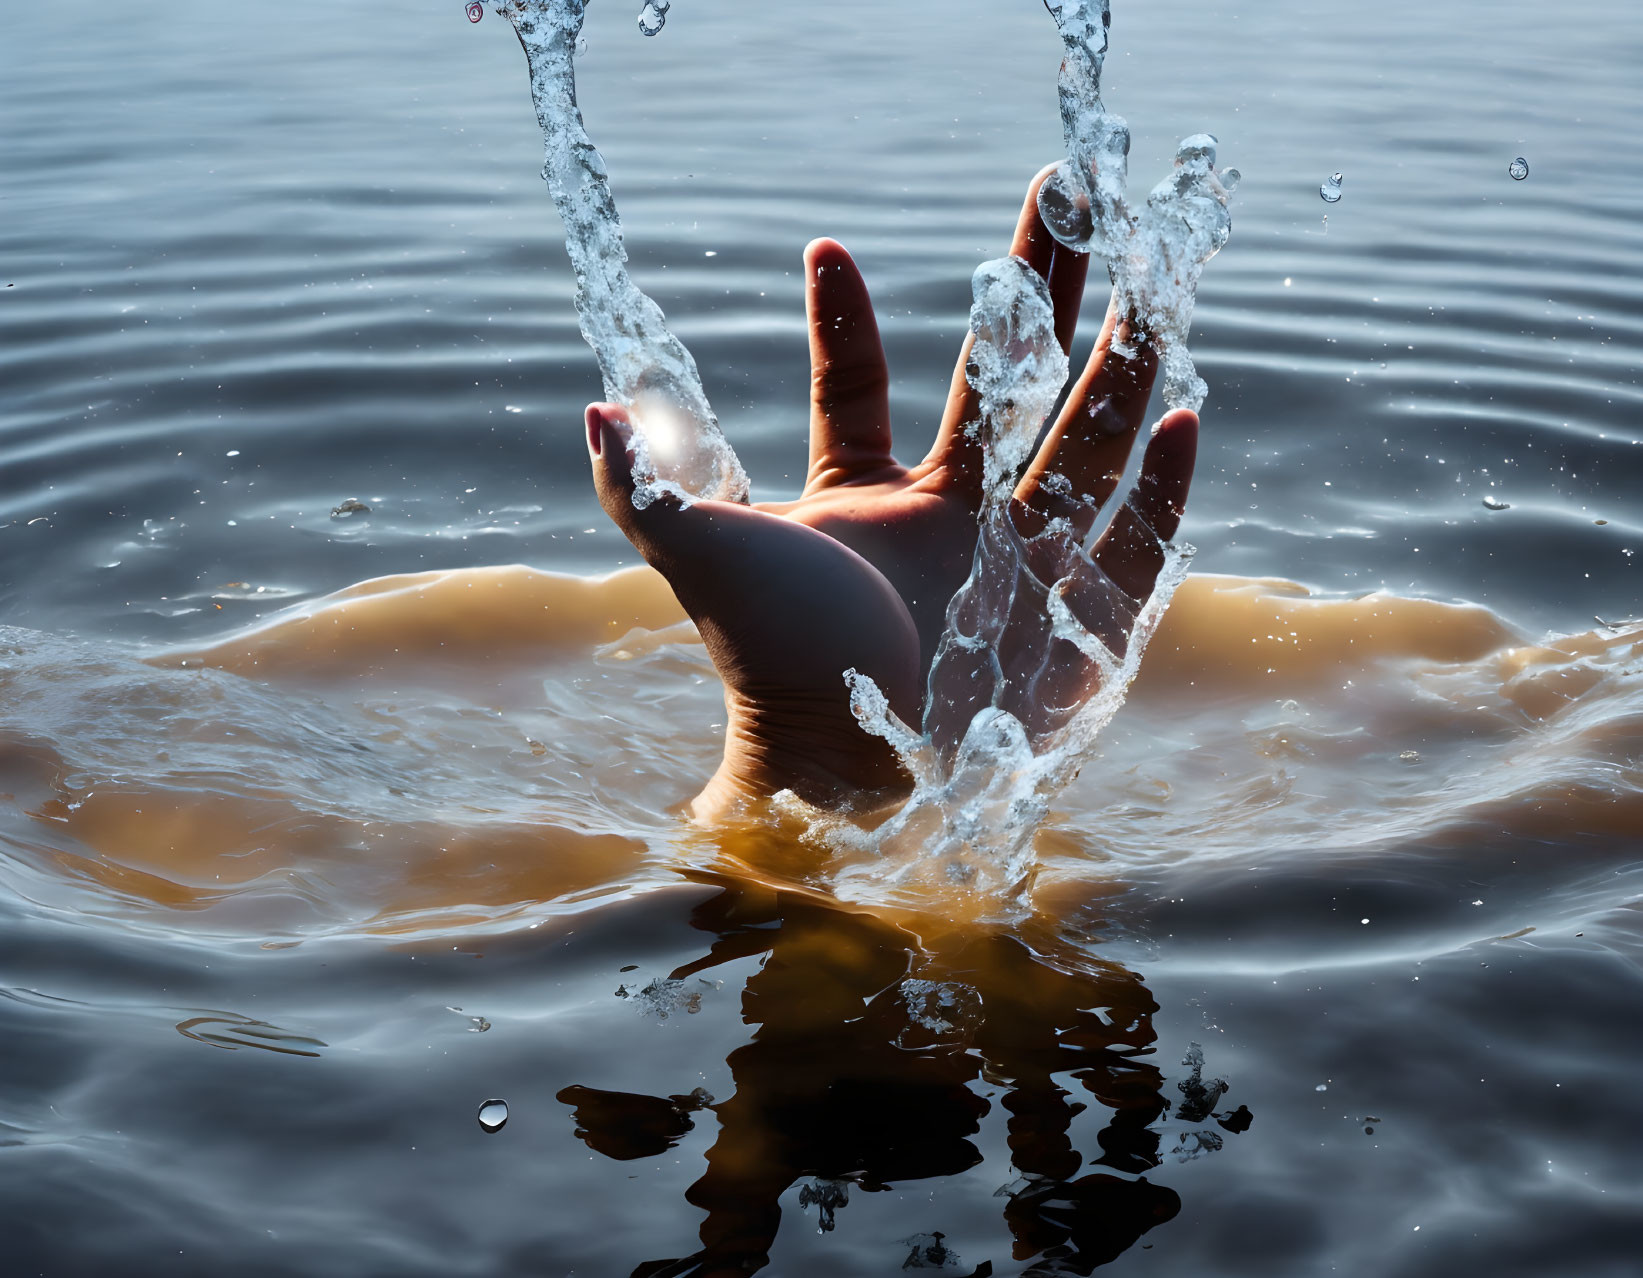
[615,974,718,1018]
[330,498,370,518]
[1320,171,1344,203]
[896,979,983,1048]
[477,1098,509,1132]
[1509,156,1529,180]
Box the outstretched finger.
[1089,409,1198,600]
[925,165,1090,494]
[803,238,893,491]
[1014,301,1159,534]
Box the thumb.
[586,401,642,523]
[586,401,688,571]
[585,400,757,592]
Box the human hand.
[586,166,1198,819]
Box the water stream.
[498,0,747,507]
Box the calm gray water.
[3,1,1642,1274]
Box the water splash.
[825,257,1194,894]
[499,2,1223,894]
[496,1,747,508]
[614,973,718,1017]
[810,3,1217,895]
[1035,0,1239,414]
[896,978,983,1048]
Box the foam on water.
[495,0,747,508]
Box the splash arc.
[495,1,748,508]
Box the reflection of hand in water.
[560,878,1198,1277]
[585,166,1198,819]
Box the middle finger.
[1012,298,1159,539]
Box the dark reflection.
[558,1084,714,1162]
[560,874,1247,1276]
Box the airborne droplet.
[465,2,483,22]
[1508,156,1529,181]
[1319,171,1344,204]
[637,0,670,36]
[477,1098,509,1133]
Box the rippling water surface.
[3,1,1641,1274]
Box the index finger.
[923,165,1090,495]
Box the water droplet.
[465,2,483,22]
[1175,133,1218,168]
[1219,166,1242,194]
[576,35,588,56]
[637,0,670,36]
[1481,495,1510,511]
[1036,163,1095,249]
[1315,1083,1329,1092]
[1399,749,1421,763]
[1319,171,1344,204]
[1508,156,1529,181]
[477,1098,508,1132]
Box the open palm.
[587,167,1197,818]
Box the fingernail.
[585,404,607,456]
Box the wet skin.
[585,166,1198,818]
